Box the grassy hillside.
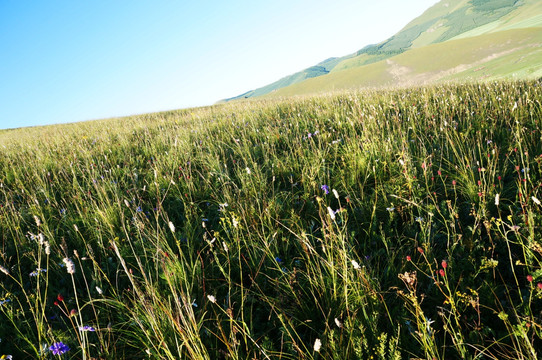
[268,28,542,98]
[226,0,541,101]
[222,57,353,102]
[1,81,542,359]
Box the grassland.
[267,28,542,99]
[1,81,542,359]
[226,0,542,102]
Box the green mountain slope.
[266,27,542,98]
[221,56,353,102]
[224,0,542,101]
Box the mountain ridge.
[223,0,542,102]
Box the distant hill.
[221,57,353,102]
[223,0,542,101]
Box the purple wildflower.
[78,325,96,332]
[321,185,330,195]
[49,342,70,355]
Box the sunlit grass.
[0,81,541,359]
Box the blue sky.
[0,0,438,129]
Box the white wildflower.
[207,295,216,303]
[313,338,322,352]
[0,265,9,275]
[63,257,76,275]
[96,286,103,295]
[34,216,41,227]
[351,260,361,269]
[124,199,130,208]
[327,206,336,220]
[399,159,405,166]
[38,233,45,245]
[495,193,500,206]
[168,221,175,233]
[222,241,229,252]
[532,196,541,205]
[44,241,50,255]
[334,318,343,328]
[245,167,251,175]
[332,189,339,199]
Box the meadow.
[0,81,541,359]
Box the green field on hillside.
[1,81,541,359]
[268,28,542,98]
[225,0,542,102]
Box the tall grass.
[0,81,541,359]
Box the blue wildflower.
[49,342,70,355]
[321,185,330,195]
[275,257,283,263]
[136,206,143,212]
[29,268,46,277]
[78,325,96,332]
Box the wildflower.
[34,215,41,227]
[44,241,50,255]
[532,196,541,205]
[96,286,103,295]
[334,318,343,328]
[245,167,251,175]
[69,309,77,317]
[495,193,500,206]
[136,206,143,212]
[351,260,361,269]
[313,338,322,352]
[168,221,175,233]
[0,265,9,276]
[406,255,411,262]
[63,258,75,274]
[78,325,96,332]
[222,241,229,252]
[415,216,424,223]
[439,269,445,277]
[207,295,216,303]
[321,184,330,195]
[1,355,13,360]
[441,260,448,269]
[417,247,424,254]
[327,206,336,220]
[332,189,339,199]
[452,180,457,186]
[275,257,283,263]
[29,268,47,277]
[425,317,435,335]
[386,207,395,212]
[527,275,533,282]
[49,342,70,355]
[537,282,542,290]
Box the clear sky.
[0,0,439,130]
